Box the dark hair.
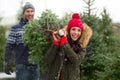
[67,31,82,53]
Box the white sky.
[0,0,120,25]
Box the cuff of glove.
[60,36,68,46]
[52,40,60,46]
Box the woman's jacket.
[45,23,93,80]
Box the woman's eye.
[78,29,81,32]
[71,28,75,31]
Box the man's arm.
[4,27,15,75]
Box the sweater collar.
[19,18,29,26]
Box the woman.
[45,13,92,80]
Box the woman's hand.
[52,29,67,46]
[52,31,61,41]
[59,29,68,46]
[52,31,61,46]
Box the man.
[4,2,40,80]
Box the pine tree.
[0,25,6,71]
[23,9,60,73]
[81,8,120,80]
[83,0,96,17]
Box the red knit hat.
[67,13,83,31]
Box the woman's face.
[70,27,82,41]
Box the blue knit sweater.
[5,18,30,65]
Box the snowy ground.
[0,72,15,79]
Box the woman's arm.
[62,43,86,65]
[45,44,59,65]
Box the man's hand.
[4,63,13,75]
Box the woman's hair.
[67,31,82,53]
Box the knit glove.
[4,63,13,75]
[60,36,68,46]
[52,40,60,46]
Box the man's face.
[23,8,35,21]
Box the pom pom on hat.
[72,13,80,19]
[67,13,83,31]
[23,2,35,14]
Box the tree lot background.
[0,0,120,80]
